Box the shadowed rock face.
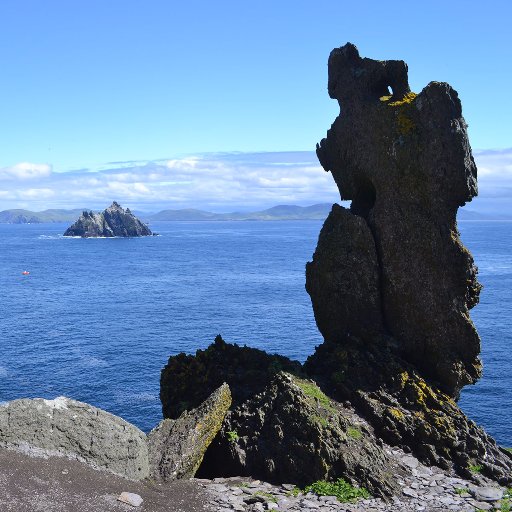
[198,373,401,497]
[310,42,481,397]
[64,201,152,237]
[306,44,512,484]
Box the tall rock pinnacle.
[305,44,512,481]
[308,42,481,397]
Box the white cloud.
[1,149,511,214]
[0,162,52,181]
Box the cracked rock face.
[64,201,152,237]
[305,43,512,484]
[198,373,401,497]
[0,397,149,480]
[148,383,232,482]
[310,42,481,397]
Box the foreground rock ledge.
[0,397,149,480]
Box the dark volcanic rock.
[148,384,231,482]
[198,372,401,497]
[313,43,481,396]
[306,204,384,341]
[160,335,303,419]
[305,339,512,485]
[306,43,512,484]
[64,202,152,237]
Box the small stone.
[472,487,504,502]
[402,455,419,469]
[402,487,418,498]
[61,469,68,475]
[118,492,143,507]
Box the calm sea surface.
[0,220,510,446]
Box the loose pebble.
[117,492,143,507]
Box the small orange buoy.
[22,271,30,275]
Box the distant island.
[64,202,153,237]
[0,203,504,224]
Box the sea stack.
[305,43,512,482]
[64,201,152,237]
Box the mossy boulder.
[148,383,232,481]
[198,373,401,497]
[305,339,512,485]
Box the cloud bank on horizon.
[0,149,511,214]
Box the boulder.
[64,201,152,237]
[0,397,149,480]
[148,383,231,481]
[160,335,302,419]
[198,373,400,497]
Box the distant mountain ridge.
[0,204,509,223]
[0,208,86,224]
[148,204,333,221]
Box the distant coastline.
[0,203,510,223]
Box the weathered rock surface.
[312,43,481,396]
[160,335,303,419]
[305,43,512,484]
[199,372,401,498]
[64,201,152,237]
[0,397,149,480]
[149,383,232,481]
[305,340,512,485]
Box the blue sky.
[0,1,511,211]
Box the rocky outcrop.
[148,383,231,481]
[160,335,303,419]
[305,43,512,483]
[199,373,401,497]
[312,42,480,397]
[64,201,152,237]
[0,397,149,480]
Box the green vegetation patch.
[468,464,483,474]
[294,378,334,412]
[501,488,512,512]
[347,426,363,440]
[312,415,329,428]
[254,491,277,503]
[302,478,370,503]
[226,430,239,443]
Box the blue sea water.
[0,220,510,446]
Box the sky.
[0,1,511,212]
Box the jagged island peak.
[63,201,153,237]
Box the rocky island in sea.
[63,201,152,237]
[1,44,511,511]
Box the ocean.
[0,219,510,447]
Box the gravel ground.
[0,446,508,511]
